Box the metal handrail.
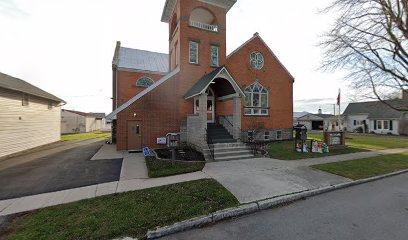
[206,128,215,161]
[219,115,243,141]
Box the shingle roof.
[184,67,224,99]
[94,113,106,119]
[116,47,169,74]
[298,113,336,121]
[0,72,64,103]
[62,109,95,117]
[343,99,408,119]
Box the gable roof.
[227,33,295,81]
[114,46,169,74]
[94,113,106,119]
[184,67,245,99]
[106,67,180,120]
[0,72,65,103]
[293,111,310,118]
[62,109,96,117]
[343,99,408,119]
[298,113,336,121]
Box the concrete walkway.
[203,147,408,203]
[91,144,149,180]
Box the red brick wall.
[226,36,294,130]
[116,70,165,107]
[116,74,181,150]
[176,0,227,117]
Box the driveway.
[0,140,123,200]
[203,158,351,203]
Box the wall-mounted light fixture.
[133,113,137,118]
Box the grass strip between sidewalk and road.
[61,131,111,141]
[1,179,238,240]
[312,152,408,180]
[266,141,367,160]
[308,133,408,150]
[145,156,205,178]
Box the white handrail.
[189,20,218,32]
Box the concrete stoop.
[203,142,254,161]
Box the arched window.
[244,82,269,115]
[136,77,154,88]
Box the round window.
[250,52,264,70]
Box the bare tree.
[320,0,408,105]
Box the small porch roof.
[184,67,245,100]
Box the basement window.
[276,130,282,140]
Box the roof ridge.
[120,47,168,56]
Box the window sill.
[189,62,200,66]
[244,114,270,117]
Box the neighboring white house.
[293,111,309,125]
[0,72,65,159]
[61,110,109,134]
[297,110,344,132]
[343,98,408,135]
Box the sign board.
[157,137,167,145]
[143,147,151,157]
[329,133,342,145]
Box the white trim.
[217,93,239,101]
[227,33,295,81]
[106,67,180,120]
[185,67,245,99]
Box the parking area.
[0,140,123,200]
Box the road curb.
[143,169,408,239]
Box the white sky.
[0,0,350,115]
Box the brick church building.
[107,0,294,160]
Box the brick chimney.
[403,89,408,100]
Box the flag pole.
[338,89,341,131]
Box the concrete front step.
[203,146,250,154]
[214,154,254,161]
[214,150,253,158]
[212,139,237,144]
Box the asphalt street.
[161,172,408,240]
[0,141,122,200]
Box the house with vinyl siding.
[343,95,408,135]
[0,72,65,159]
[61,110,109,134]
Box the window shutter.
[389,120,393,131]
[374,120,377,130]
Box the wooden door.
[127,121,142,151]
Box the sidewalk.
[0,145,209,216]
[203,147,408,203]
[1,146,406,216]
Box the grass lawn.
[146,156,205,178]
[1,179,238,240]
[266,140,367,160]
[308,133,408,150]
[61,131,111,141]
[312,152,408,180]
